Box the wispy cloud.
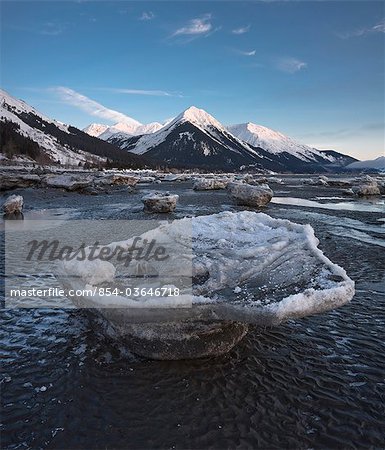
[139,11,155,21]
[337,19,385,39]
[96,88,183,97]
[275,57,307,74]
[232,25,250,35]
[51,87,141,125]
[238,49,256,56]
[172,14,213,37]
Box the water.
[1,177,385,449]
[271,196,384,213]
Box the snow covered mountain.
[104,106,355,172]
[106,106,275,170]
[0,89,151,168]
[346,156,385,172]
[83,123,109,137]
[2,88,355,172]
[228,122,327,162]
[84,120,163,141]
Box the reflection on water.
[271,196,385,213]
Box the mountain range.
[1,89,357,172]
[85,106,356,172]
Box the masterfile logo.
[5,219,192,310]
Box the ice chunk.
[3,194,23,215]
[227,182,273,206]
[60,211,354,325]
[193,178,228,190]
[352,180,381,196]
[58,211,354,359]
[43,174,93,191]
[141,191,179,213]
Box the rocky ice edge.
[60,211,354,324]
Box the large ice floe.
[59,211,354,359]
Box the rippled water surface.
[1,176,385,449]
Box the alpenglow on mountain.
[84,119,164,141]
[86,105,355,172]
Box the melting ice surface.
[61,211,354,326]
[271,197,384,213]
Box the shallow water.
[1,177,385,449]
[271,196,384,213]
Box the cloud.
[275,57,307,73]
[172,14,213,37]
[97,88,183,97]
[139,11,155,21]
[51,87,141,125]
[232,25,250,35]
[337,19,385,39]
[238,49,256,56]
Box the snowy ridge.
[0,89,107,165]
[85,121,163,140]
[0,89,70,134]
[228,122,334,162]
[0,102,104,165]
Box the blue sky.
[1,0,384,159]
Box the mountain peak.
[83,123,109,137]
[176,106,225,131]
[111,121,142,134]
